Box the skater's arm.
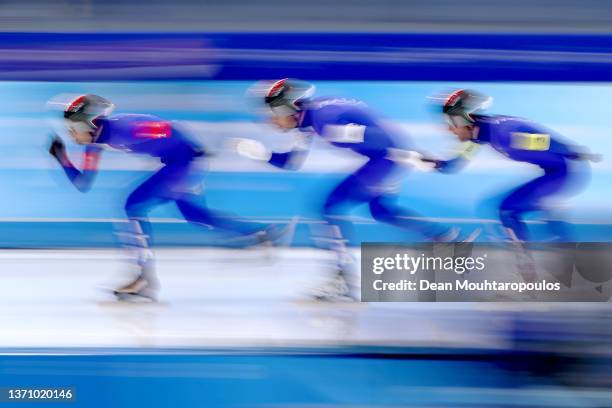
[269,151,308,170]
[386,149,437,171]
[268,134,312,170]
[230,134,313,171]
[49,136,101,192]
[434,141,479,174]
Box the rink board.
[4,351,610,408]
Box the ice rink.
[0,247,610,407]
[0,247,506,350]
[0,247,608,351]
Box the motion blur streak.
[0,1,609,408]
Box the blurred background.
[0,1,611,407]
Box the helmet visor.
[64,119,94,135]
[269,104,297,117]
[444,114,472,128]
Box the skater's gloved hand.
[49,135,67,162]
[579,152,603,163]
[386,148,437,172]
[227,138,272,161]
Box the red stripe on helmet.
[265,78,288,98]
[66,95,87,113]
[444,89,465,108]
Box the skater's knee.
[322,200,346,224]
[323,183,357,215]
[323,196,341,216]
[499,206,521,228]
[125,200,147,218]
[125,191,151,218]
[176,199,198,218]
[124,202,139,218]
[369,196,393,222]
[175,199,189,213]
[176,198,216,226]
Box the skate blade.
[114,293,157,303]
[294,297,365,309]
[106,287,158,303]
[96,296,168,308]
[309,291,358,303]
[463,228,482,243]
[271,216,299,247]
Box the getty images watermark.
[361,243,612,301]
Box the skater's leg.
[320,173,366,268]
[317,159,394,253]
[176,197,265,238]
[115,167,175,298]
[308,172,374,300]
[369,193,451,239]
[499,167,568,242]
[498,166,570,283]
[167,159,291,245]
[123,168,173,265]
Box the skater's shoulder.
[306,97,368,113]
[104,113,163,123]
[304,97,377,129]
[474,114,544,142]
[476,114,545,131]
[473,114,520,126]
[94,113,177,144]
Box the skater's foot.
[435,227,481,243]
[259,217,298,247]
[310,271,355,302]
[435,227,460,243]
[461,228,481,243]
[516,253,538,284]
[113,274,158,301]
